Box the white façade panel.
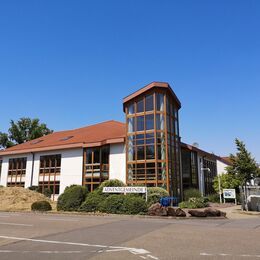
[0,153,32,187]
[109,143,126,183]
[32,148,83,195]
[217,160,228,175]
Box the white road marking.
[40,218,79,222]
[0,222,33,227]
[0,235,159,259]
[0,250,81,254]
[200,252,260,257]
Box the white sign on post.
[223,189,237,204]
[102,187,148,201]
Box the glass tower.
[123,82,182,197]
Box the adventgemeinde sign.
[102,187,147,194]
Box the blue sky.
[0,0,259,160]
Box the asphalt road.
[0,212,259,260]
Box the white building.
[0,82,229,199]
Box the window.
[60,136,73,141]
[136,99,144,113]
[156,93,164,111]
[7,157,27,187]
[39,154,61,199]
[136,116,144,131]
[83,145,109,192]
[128,103,134,114]
[145,114,154,130]
[145,94,154,111]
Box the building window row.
[39,154,61,199]
[83,145,110,192]
[7,157,27,187]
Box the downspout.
[30,152,35,187]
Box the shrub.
[43,188,52,198]
[57,185,88,211]
[79,191,103,212]
[31,201,52,211]
[122,195,148,215]
[147,187,169,207]
[98,194,126,214]
[28,186,40,192]
[207,193,220,203]
[179,197,208,209]
[97,194,148,215]
[183,188,201,200]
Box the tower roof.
[123,82,181,111]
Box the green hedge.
[183,188,201,200]
[179,197,208,209]
[79,191,103,212]
[122,195,148,215]
[98,194,126,214]
[57,185,88,211]
[31,201,52,211]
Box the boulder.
[175,208,186,217]
[188,209,207,217]
[167,206,176,216]
[204,208,221,217]
[148,203,167,216]
[204,208,226,217]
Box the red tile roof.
[0,120,125,156]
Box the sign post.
[102,187,148,201]
[223,189,237,204]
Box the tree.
[213,173,241,194]
[0,118,53,149]
[226,138,260,184]
[0,132,14,148]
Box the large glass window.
[83,145,109,192]
[39,154,61,199]
[136,99,144,113]
[145,114,154,130]
[203,158,217,195]
[126,89,180,195]
[136,116,144,131]
[145,94,154,111]
[7,157,27,187]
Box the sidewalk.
[219,205,260,219]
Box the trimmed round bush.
[31,201,52,211]
[122,195,147,215]
[79,191,103,212]
[183,188,201,201]
[57,185,88,211]
[147,187,169,207]
[98,194,126,214]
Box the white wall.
[0,149,83,195]
[0,144,127,195]
[32,148,83,194]
[217,160,228,175]
[109,143,126,183]
[0,153,32,187]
